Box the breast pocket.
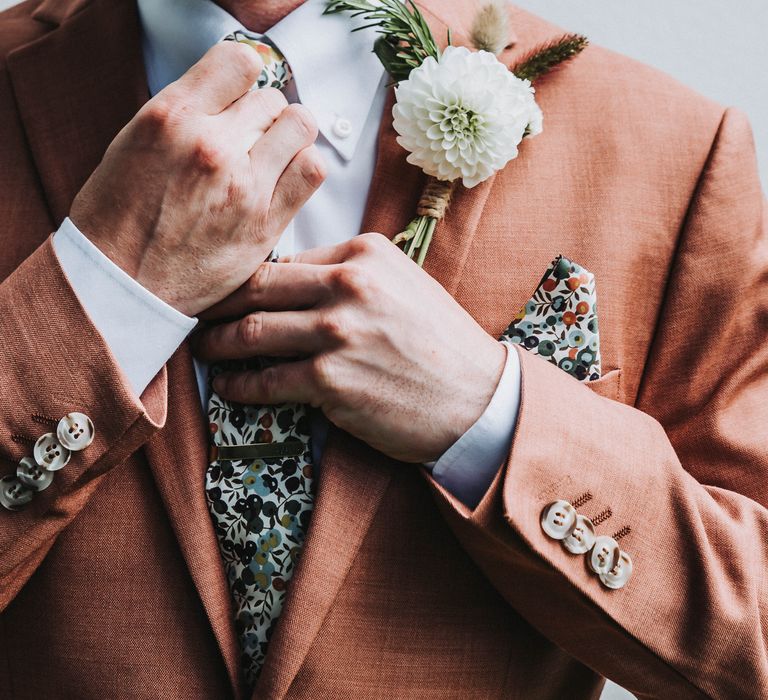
[584,368,622,402]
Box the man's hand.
[70,41,326,315]
[192,234,507,463]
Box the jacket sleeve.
[0,238,168,609]
[427,107,768,699]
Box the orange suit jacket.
[0,0,766,698]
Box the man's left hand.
[192,233,506,463]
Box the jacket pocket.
[584,368,622,401]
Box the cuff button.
[589,535,620,575]
[33,433,71,471]
[600,550,633,590]
[17,456,54,492]
[541,500,577,540]
[562,514,596,554]
[57,412,95,452]
[0,475,34,511]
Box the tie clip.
[210,440,305,462]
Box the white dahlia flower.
[392,45,543,188]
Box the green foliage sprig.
[512,34,589,82]
[324,0,439,83]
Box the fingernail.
[212,375,226,393]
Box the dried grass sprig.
[512,33,589,82]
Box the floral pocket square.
[500,256,601,381]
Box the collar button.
[332,117,353,139]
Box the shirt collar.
[137,0,385,161]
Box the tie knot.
[222,30,292,91]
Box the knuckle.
[357,231,387,253]
[310,355,335,393]
[317,310,348,344]
[297,146,327,188]
[283,103,318,142]
[247,263,272,302]
[330,264,367,299]
[139,98,176,134]
[347,235,374,257]
[259,365,280,402]
[235,374,256,402]
[189,135,226,173]
[238,313,264,349]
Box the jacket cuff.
[0,238,168,518]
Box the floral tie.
[204,34,309,690]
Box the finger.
[282,232,392,265]
[212,360,317,405]
[221,87,288,152]
[268,144,327,231]
[193,310,331,362]
[280,238,355,265]
[199,261,333,321]
[249,103,319,193]
[172,41,263,114]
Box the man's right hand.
[69,41,325,316]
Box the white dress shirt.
[51,0,521,508]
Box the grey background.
[2,0,764,698]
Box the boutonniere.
[325,0,588,265]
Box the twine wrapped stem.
[393,177,456,266]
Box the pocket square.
[500,256,601,381]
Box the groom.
[1,0,766,698]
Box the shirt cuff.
[427,342,521,509]
[52,217,197,396]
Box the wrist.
[432,336,507,461]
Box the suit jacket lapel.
[7,0,148,223]
[7,4,245,697]
[357,89,497,296]
[143,347,245,700]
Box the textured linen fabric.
[51,0,522,508]
[1,0,767,699]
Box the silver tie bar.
[210,440,305,462]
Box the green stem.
[396,215,437,267]
[415,217,437,266]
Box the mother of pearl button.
[540,500,578,540]
[562,514,596,554]
[589,535,620,575]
